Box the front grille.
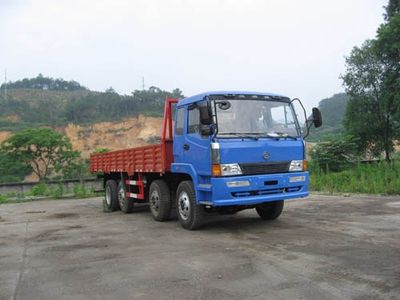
[239,161,290,175]
[231,186,302,198]
[232,188,284,197]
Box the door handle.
[183,144,190,151]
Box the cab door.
[173,107,186,163]
[183,102,211,176]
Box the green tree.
[1,128,80,180]
[62,157,90,182]
[105,87,116,94]
[385,0,400,20]
[0,149,32,183]
[1,74,87,91]
[341,2,400,161]
[310,136,362,172]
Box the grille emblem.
[262,151,270,160]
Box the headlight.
[289,160,304,172]
[220,163,242,176]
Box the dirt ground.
[1,194,399,300]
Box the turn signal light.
[303,160,308,171]
[212,164,221,177]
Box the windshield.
[215,99,300,138]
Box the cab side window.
[175,108,184,135]
[188,107,200,134]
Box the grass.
[310,161,400,195]
[0,191,36,204]
[0,196,35,204]
[0,182,98,204]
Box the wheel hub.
[118,187,125,209]
[150,191,160,212]
[105,186,111,206]
[178,192,190,220]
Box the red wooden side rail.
[89,97,179,176]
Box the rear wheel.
[118,181,134,213]
[256,200,284,220]
[103,180,119,212]
[149,180,171,221]
[176,181,204,230]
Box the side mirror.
[312,108,322,128]
[199,103,213,125]
[200,124,213,136]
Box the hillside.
[0,75,184,132]
[0,75,185,170]
[0,89,94,131]
[0,115,164,158]
[308,93,349,141]
[61,115,163,157]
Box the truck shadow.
[132,203,150,213]
[201,214,287,231]
[127,203,294,231]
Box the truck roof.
[178,91,290,107]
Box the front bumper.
[207,171,309,206]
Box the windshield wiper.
[256,132,299,140]
[218,133,259,140]
[218,132,299,140]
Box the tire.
[255,200,284,220]
[149,180,171,221]
[176,181,204,230]
[103,180,119,212]
[118,181,134,213]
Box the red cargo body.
[89,97,178,176]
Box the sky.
[0,0,387,110]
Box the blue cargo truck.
[90,91,322,229]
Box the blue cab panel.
[171,91,308,207]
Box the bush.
[146,136,161,144]
[73,184,89,198]
[0,194,7,203]
[310,136,362,172]
[30,183,48,196]
[0,150,32,183]
[48,184,64,199]
[93,148,109,154]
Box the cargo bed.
[89,98,177,176]
[89,141,173,175]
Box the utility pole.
[142,76,145,90]
[4,69,7,101]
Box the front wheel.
[255,200,284,220]
[149,180,171,221]
[176,181,204,230]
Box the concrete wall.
[0,178,103,195]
